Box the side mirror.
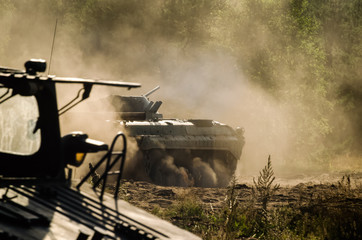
[25,59,46,75]
[61,132,108,167]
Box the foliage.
[152,161,362,240]
[251,155,280,238]
[162,194,209,234]
[221,176,249,240]
[253,155,280,211]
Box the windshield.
[0,88,41,154]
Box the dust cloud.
[142,153,221,188]
[152,155,193,187]
[156,53,292,174]
[0,1,360,183]
[191,157,218,187]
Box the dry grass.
[145,158,362,240]
[109,156,362,240]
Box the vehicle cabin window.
[0,89,41,155]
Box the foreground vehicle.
[0,59,200,239]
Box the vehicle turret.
[106,86,163,121]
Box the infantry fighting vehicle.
[0,59,200,239]
[97,86,245,187]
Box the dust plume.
[191,157,218,187]
[152,155,192,187]
[143,152,222,188]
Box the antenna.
[143,85,160,97]
[48,19,58,75]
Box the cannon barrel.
[143,85,160,97]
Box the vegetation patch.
[137,157,362,240]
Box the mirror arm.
[58,83,93,116]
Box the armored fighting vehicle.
[0,59,200,239]
[101,86,245,187]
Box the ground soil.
[117,172,362,214]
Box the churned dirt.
[105,171,362,239]
[117,172,362,214]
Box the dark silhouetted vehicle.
[0,59,200,239]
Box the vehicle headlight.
[62,132,108,167]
